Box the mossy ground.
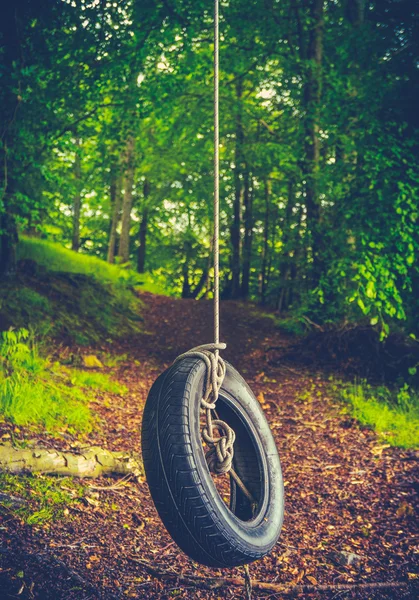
[0,472,85,526]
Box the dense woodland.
[1,0,418,335]
[1,3,419,598]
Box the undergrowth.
[0,329,124,433]
[340,380,419,449]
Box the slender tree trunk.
[118,136,136,264]
[231,81,244,299]
[260,178,271,304]
[241,169,253,299]
[71,138,82,252]
[107,173,122,264]
[277,182,296,313]
[302,0,324,286]
[182,261,191,298]
[191,266,209,299]
[0,211,17,278]
[265,201,278,300]
[137,179,150,274]
[345,0,365,26]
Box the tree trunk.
[137,179,150,274]
[107,172,122,264]
[260,178,271,304]
[241,169,253,299]
[71,138,82,252]
[345,0,365,26]
[118,136,136,264]
[0,443,143,480]
[231,81,244,299]
[191,261,209,299]
[302,0,325,286]
[182,260,191,298]
[0,211,18,279]
[278,182,296,313]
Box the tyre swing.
[141,0,284,569]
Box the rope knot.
[174,343,235,474]
[202,419,236,474]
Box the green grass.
[18,236,171,296]
[0,329,125,433]
[0,236,174,344]
[0,472,84,525]
[340,380,419,448]
[65,368,127,394]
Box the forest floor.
[0,292,418,599]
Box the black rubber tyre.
[141,356,284,567]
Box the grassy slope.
[0,237,169,435]
[0,238,171,345]
[17,237,170,296]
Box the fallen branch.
[0,491,27,507]
[130,557,415,596]
[0,443,143,479]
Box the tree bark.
[107,172,122,264]
[278,181,296,313]
[345,0,365,26]
[118,136,136,264]
[302,0,325,286]
[241,169,253,299]
[137,179,150,273]
[0,211,18,279]
[260,178,271,304]
[231,80,244,299]
[190,261,209,299]
[182,259,191,298]
[0,443,143,480]
[71,138,82,252]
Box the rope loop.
[173,343,235,474]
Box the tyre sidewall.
[187,359,284,557]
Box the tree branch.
[129,557,416,595]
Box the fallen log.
[0,443,143,479]
[130,557,416,596]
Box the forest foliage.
[0,0,418,342]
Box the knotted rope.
[174,343,235,474]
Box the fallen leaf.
[82,355,103,368]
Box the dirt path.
[1,293,418,599]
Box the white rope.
[171,4,258,511]
[214,0,220,353]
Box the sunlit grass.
[0,329,125,433]
[64,367,127,394]
[340,380,419,449]
[18,236,171,296]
